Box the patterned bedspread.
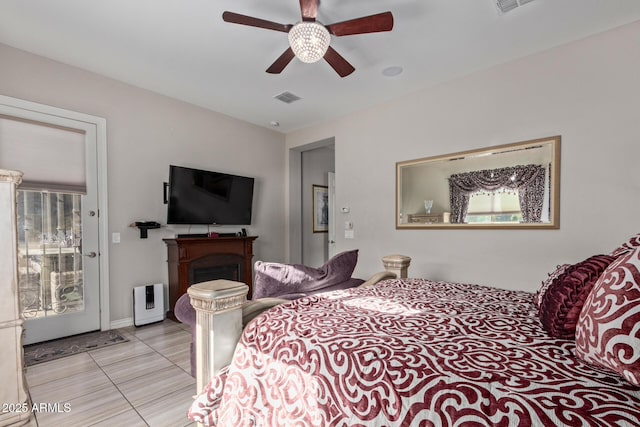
[189,279,640,426]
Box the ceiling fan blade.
[299,0,318,21]
[326,11,394,36]
[266,48,296,74]
[323,46,355,78]
[222,11,292,33]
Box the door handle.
[84,251,97,258]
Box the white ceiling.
[1,0,639,133]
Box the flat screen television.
[166,165,255,225]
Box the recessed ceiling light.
[382,66,403,77]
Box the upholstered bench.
[252,249,364,299]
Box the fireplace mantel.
[163,236,257,320]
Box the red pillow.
[534,263,570,308]
[538,255,615,338]
[574,247,640,385]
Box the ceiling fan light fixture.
[288,22,331,63]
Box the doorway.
[288,138,335,265]
[0,95,109,344]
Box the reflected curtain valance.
[448,164,546,223]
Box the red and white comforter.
[189,279,640,426]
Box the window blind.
[0,115,86,194]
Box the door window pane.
[17,190,84,318]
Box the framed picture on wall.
[312,185,329,233]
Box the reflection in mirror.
[396,136,560,229]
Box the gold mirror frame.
[396,136,560,229]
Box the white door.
[0,101,104,344]
[328,172,336,258]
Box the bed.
[185,245,640,426]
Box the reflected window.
[465,192,522,223]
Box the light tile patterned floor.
[24,319,196,427]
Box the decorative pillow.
[611,232,640,257]
[539,255,616,338]
[534,263,571,308]
[252,250,359,300]
[574,247,640,385]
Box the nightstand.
[408,212,451,224]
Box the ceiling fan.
[222,0,394,77]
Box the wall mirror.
[396,136,560,229]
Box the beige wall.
[286,20,640,292]
[0,43,286,323]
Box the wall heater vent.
[133,283,165,326]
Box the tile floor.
[24,319,196,427]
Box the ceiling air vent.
[496,0,535,13]
[274,91,302,104]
